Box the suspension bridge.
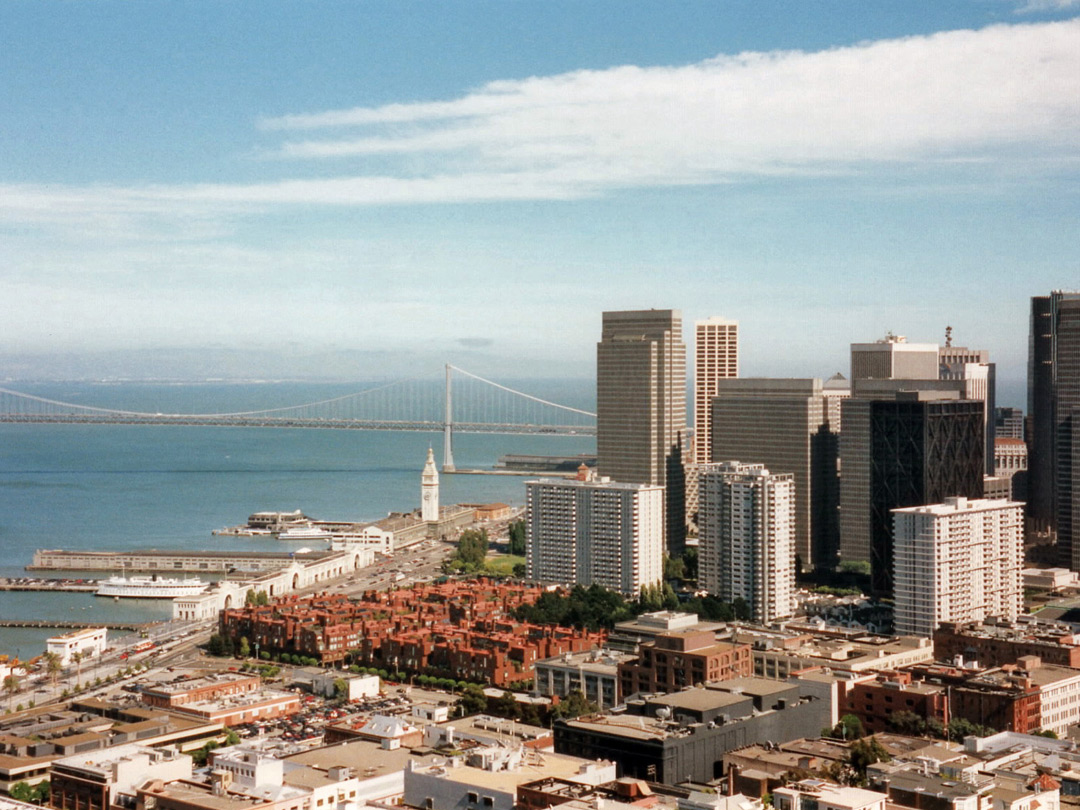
[0,365,596,471]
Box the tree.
[456,684,488,717]
[70,651,84,689]
[508,520,526,556]
[552,690,598,720]
[664,554,686,581]
[9,780,48,804]
[3,674,20,711]
[512,562,527,578]
[827,714,865,740]
[333,678,349,701]
[888,710,926,736]
[848,737,890,785]
[457,529,489,567]
[45,652,62,690]
[238,637,251,659]
[948,716,994,741]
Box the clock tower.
[421,447,440,523]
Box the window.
[469,794,478,804]
[483,799,494,808]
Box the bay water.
[0,380,595,659]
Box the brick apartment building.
[844,671,949,735]
[618,629,752,696]
[219,579,604,687]
[934,621,1080,669]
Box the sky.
[1,1,1078,404]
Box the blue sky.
[1,1,1077,403]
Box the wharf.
[0,619,151,631]
[0,577,100,592]
[29,548,338,573]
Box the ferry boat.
[95,575,210,599]
[275,526,333,541]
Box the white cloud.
[0,18,1077,226]
[1014,0,1080,13]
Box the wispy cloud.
[0,19,1077,226]
[1014,0,1080,14]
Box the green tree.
[512,562,527,578]
[888,710,925,736]
[333,678,349,701]
[828,714,865,740]
[456,684,488,717]
[45,651,62,690]
[662,582,679,609]
[4,673,20,711]
[948,717,994,741]
[848,737,890,785]
[457,529,489,567]
[552,690,598,720]
[664,554,686,581]
[487,690,522,720]
[508,520,526,556]
[238,637,251,659]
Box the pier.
[29,548,339,573]
[0,577,100,592]
[0,619,152,631]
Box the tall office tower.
[839,391,985,597]
[940,342,996,476]
[693,317,739,464]
[851,333,940,381]
[709,379,838,571]
[1028,292,1080,568]
[995,407,1025,440]
[892,496,1023,638]
[597,309,687,555]
[525,477,664,597]
[699,461,795,623]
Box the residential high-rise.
[597,309,686,554]
[839,391,985,597]
[693,317,739,464]
[892,496,1023,638]
[525,477,664,598]
[699,461,795,623]
[1028,291,1080,569]
[851,334,940,381]
[708,378,838,571]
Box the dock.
[29,548,339,573]
[0,577,100,592]
[0,619,152,632]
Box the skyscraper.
[693,317,739,465]
[699,461,795,623]
[839,391,985,597]
[597,309,686,554]
[525,477,664,597]
[892,496,1023,638]
[939,341,996,476]
[851,333,940,381]
[1028,291,1080,569]
[708,378,838,571]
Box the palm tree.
[3,673,20,711]
[45,651,62,691]
[70,651,84,690]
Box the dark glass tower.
[839,393,985,597]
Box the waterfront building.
[422,447,439,523]
[839,391,984,597]
[851,334,940,381]
[596,309,687,554]
[46,626,107,666]
[699,462,795,622]
[892,497,1023,638]
[709,380,838,571]
[1028,291,1080,567]
[693,317,739,465]
[525,477,664,598]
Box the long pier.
[0,578,100,592]
[29,548,339,573]
[0,619,151,631]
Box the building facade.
[1028,292,1080,568]
[708,379,838,571]
[596,309,687,554]
[839,392,985,596]
[693,317,739,465]
[525,477,664,598]
[699,462,795,622]
[892,497,1024,638]
[851,334,940,381]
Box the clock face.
[423,490,433,502]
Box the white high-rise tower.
[421,447,440,522]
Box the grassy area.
[484,554,525,576]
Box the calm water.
[0,381,595,658]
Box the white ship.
[95,575,210,599]
[275,526,333,541]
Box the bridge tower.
[443,363,455,472]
